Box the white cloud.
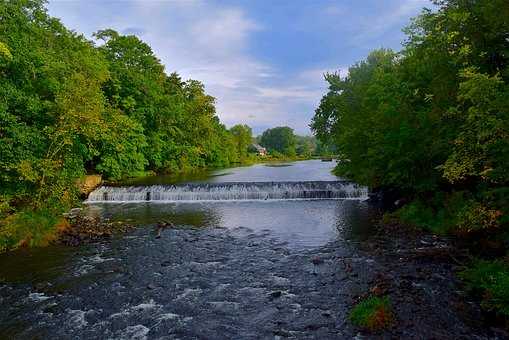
[324,0,429,47]
[189,9,262,56]
[48,1,282,129]
[47,0,426,135]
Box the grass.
[0,207,70,253]
[460,259,509,317]
[349,295,393,331]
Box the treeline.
[256,126,330,158]
[0,1,253,250]
[312,0,508,316]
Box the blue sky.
[47,0,430,135]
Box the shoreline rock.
[55,208,134,246]
[76,175,102,196]
[346,220,496,337]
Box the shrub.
[349,296,393,331]
[460,260,509,317]
[395,191,501,234]
[0,208,67,252]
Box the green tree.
[260,126,297,156]
[0,0,252,251]
[312,0,509,233]
[230,124,253,162]
[295,135,316,158]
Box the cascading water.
[86,181,368,203]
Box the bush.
[395,192,463,234]
[395,191,501,234]
[460,260,509,317]
[0,208,68,252]
[349,296,393,331]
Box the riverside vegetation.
[312,0,509,324]
[2,0,508,334]
[0,0,321,252]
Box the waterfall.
[86,181,368,203]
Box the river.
[0,160,378,338]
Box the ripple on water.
[73,264,95,276]
[131,299,160,312]
[270,275,290,286]
[208,301,241,313]
[157,312,179,320]
[89,254,115,263]
[110,299,161,319]
[66,309,88,329]
[28,292,52,302]
[115,324,150,340]
[176,288,202,301]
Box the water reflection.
[334,200,379,242]
[0,245,77,283]
[94,199,376,249]
[99,202,222,228]
[117,159,339,186]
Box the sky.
[47,0,430,135]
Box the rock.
[370,284,387,296]
[147,284,157,290]
[304,323,327,331]
[311,256,324,265]
[490,327,509,338]
[321,311,332,318]
[273,329,291,337]
[76,175,102,195]
[35,282,49,291]
[157,221,174,228]
[269,291,282,299]
[66,208,82,219]
[43,303,59,314]
[208,301,240,312]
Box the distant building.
[250,144,267,156]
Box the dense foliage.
[460,260,509,317]
[312,0,508,233]
[312,0,509,317]
[230,124,253,163]
[0,0,252,251]
[259,126,297,156]
[255,130,325,158]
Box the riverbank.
[55,208,135,247]
[350,220,503,337]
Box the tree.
[311,0,509,234]
[0,0,253,250]
[260,127,297,156]
[230,124,253,162]
[295,135,316,157]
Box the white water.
[86,181,368,203]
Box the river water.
[0,160,378,339]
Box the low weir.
[86,181,368,203]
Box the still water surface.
[120,160,339,186]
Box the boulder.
[76,175,102,195]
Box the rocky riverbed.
[56,207,135,246]
[0,214,498,339]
